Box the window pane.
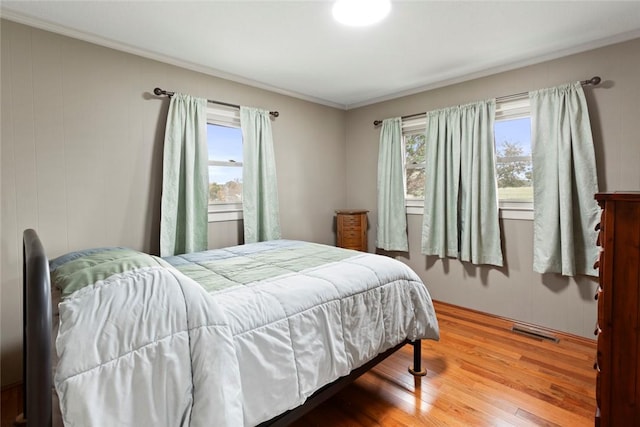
[495,117,532,202]
[207,124,242,162]
[208,123,243,204]
[405,133,425,165]
[405,133,426,199]
[406,168,425,199]
[209,166,242,203]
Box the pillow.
[49,247,124,273]
[51,248,169,297]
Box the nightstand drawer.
[341,215,361,228]
[341,229,359,239]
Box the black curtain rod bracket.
[153,87,279,118]
[373,76,601,126]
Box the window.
[403,116,427,206]
[208,124,242,204]
[207,105,243,222]
[495,117,532,202]
[402,95,533,219]
[405,133,426,199]
[494,95,532,207]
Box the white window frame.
[207,105,243,223]
[402,95,534,220]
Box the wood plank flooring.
[292,301,597,426]
[0,301,597,427]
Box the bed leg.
[408,340,427,377]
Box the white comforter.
[55,244,440,426]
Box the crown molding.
[0,9,348,110]
[2,8,639,111]
[345,28,640,109]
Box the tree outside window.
[405,133,426,199]
[494,117,532,202]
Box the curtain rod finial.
[153,87,163,96]
[582,76,601,86]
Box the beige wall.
[344,38,640,340]
[0,20,346,386]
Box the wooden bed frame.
[21,229,427,427]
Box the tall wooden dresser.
[594,192,640,426]
[335,210,368,252]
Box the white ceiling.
[2,1,640,109]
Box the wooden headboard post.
[22,229,52,427]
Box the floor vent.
[511,323,559,343]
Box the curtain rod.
[153,88,279,118]
[372,76,601,126]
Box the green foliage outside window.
[209,179,242,204]
[405,133,426,199]
[495,140,532,201]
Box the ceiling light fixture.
[332,0,391,27]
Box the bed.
[21,229,440,427]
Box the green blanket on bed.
[163,240,358,293]
[51,241,360,297]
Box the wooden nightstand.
[335,210,368,252]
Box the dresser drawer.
[340,229,360,239]
[337,226,361,236]
[340,215,362,228]
[341,225,362,235]
[341,242,363,250]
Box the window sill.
[406,200,424,216]
[208,204,243,223]
[499,207,533,220]
[405,200,533,221]
[498,201,533,220]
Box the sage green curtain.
[376,117,409,251]
[530,82,600,276]
[421,100,503,266]
[240,106,281,243]
[160,93,208,257]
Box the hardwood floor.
[0,301,596,427]
[292,301,597,426]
